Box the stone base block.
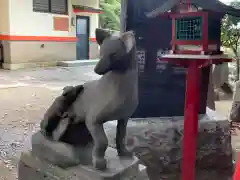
[31,131,93,168]
[230,81,240,122]
[105,109,233,179]
[18,148,140,180]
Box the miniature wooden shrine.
[171,6,222,55]
[147,0,240,180]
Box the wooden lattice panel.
[176,17,202,40]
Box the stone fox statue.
[41,29,139,170]
[40,85,84,137]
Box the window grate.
[50,0,68,15]
[33,0,68,15]
[33,0,49,12]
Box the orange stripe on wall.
[0,35,76,42]
[0,35,97,42]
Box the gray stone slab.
[31,131,93,168]
[18,148,140,180]
[230,81,240,122]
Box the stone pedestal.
[105,109,233,179]
[18,130,140,180]
[230,81,240,122]
[31,132,93,168]
[18,148,140,180]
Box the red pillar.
[181,61,201,180]
[233,153,240,180]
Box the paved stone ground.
[0,66,101,180]
[0,66,100,89]
[0,66,235,180]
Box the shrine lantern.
[171,6,222,55]
[147,0,240,57]
[147,0,240,180]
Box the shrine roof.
[146,0,240,18]
[72,5,103,13]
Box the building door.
[0,41,3,65]
[76,16,90,60]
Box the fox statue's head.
[94,28,136,75]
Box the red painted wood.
[171,11,205,18]
[161,56,231,180]
[172,40,218,45]
[157,2,232,179]
[172,17,176,52]
[174,50,203,55]
[181,61,200,180]
[158,11,217,18]
[171,40,202,45]
[202,12,209,52]
[233,153,240,180]
[170,11,220,55]
[175,50,219,55]
[73,8,103,14]
[161,57,231,64]
[186,0,191,10]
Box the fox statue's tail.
[42,84,84,138]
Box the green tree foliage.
[99,0,121,31]
[221,0,240,80]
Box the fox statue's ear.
[95,28,111,45]
[119,31,135,53]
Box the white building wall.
[0,0,10,35]
[7,0,99,38]
[0,0,100,69]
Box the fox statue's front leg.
[116,118,133,157]
[85,117,108,170]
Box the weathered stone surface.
[58,121,93,146]
[105,109,232,179]
[40,85,84,137]
[18,148,140,180]
[39,30,138,170]
[144,168,233,180]
[32,131,93,168]
[230,102,240,122]
[230,81,240,122]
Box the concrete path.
[0,66,100,90]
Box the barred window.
[33,0,49,13]
[33,0,68,15]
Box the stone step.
[18,148,140,180]
[58,59,99,67]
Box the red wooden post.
[148,1,235,179]
[181,61,201,180]
[233,153,240,180]
[161,56,231,180]
[180,4,200,179]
